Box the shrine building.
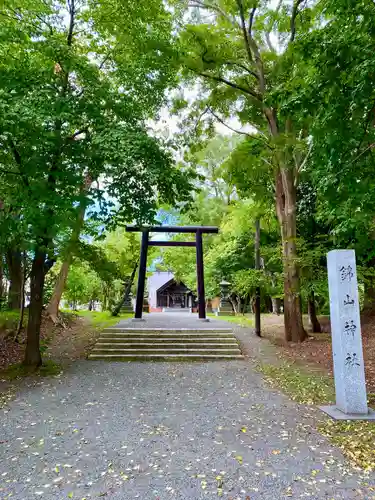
[147,271,197,313]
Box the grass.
[0,309,27,332]
[71,310,133,329]
[258,362,335,405]
[0,359,62,380]
[319,418,375,470]
[258,360,375,470]
[209,313,254,327]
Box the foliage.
[259,359,375,471]
[0,0,197,365]
[0,0,194,238]
[72,310,133,330]
[223,138,274,203]
[58,230,144,311]
[159,142,286,309]
[258,362,335,405]
[319,419,375,472]
[0,310,24,332]
[210,314,254,328]
[63,263,101,309]
[0,359,62,380]
[287,1,375,261]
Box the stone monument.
[320,249,375,420]
[120,291,133,314]
[141,288,149,313]
[216,280,234,317]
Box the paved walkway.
[0,314,374,499]
[116,312,233,329]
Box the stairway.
[88,328,244,361]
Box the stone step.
[88,353,244,361]
[95,342,240,349]
[100,333,235,340]
[103,328,233,333]
[91,349,241,356]
[89,326,243,362]
[91,349,242,355]
[96,337,238,344]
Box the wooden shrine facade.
[156,279,196,310]
[125,226,219,320]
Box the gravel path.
[0,314,375,499]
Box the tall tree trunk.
[0,257,4,308]
[46,174,91,322]
[265,109,306,343]
[271,297,281,315]
[102,288,108,311]
[308,291,321,333]
[14,252,27,341]
[6,249,22,309]
[112,261,138,316]
[363,261,375,315]
[254,218,261,336]
[23,250,45,368]
[23,1,77,368]
[264,294,273,313]
[47,260,71,322]
[364,283,375,312]
[275,168,307,343]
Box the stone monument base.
[320,405,375,421]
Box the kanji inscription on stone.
[327,250,368,415]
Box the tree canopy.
[2,0,375,365]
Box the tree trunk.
[14,252,27,341]
[47,259,71,322]
[112,261,138,316]
[275,168,307,343]
[6,249,22,309]
[265,107,306,343]
[264,294,273,313]
[0,258,4,308]
[230,296,239,313]
[363,273,375,315]
[23,250,45,369]
[46,175,91,321]
[254,218,261,336]
[271,297,281,315]
[308,291,321,333]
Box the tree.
[191,135,240,204]
[289,0,375,315]
[98,229,141,313]
[6,248,22,310]
[0,0,194,368]
[63,263,100,310]
[171,0,316,341]
[46,173,92,322]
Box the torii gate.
[126,226,219,320]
